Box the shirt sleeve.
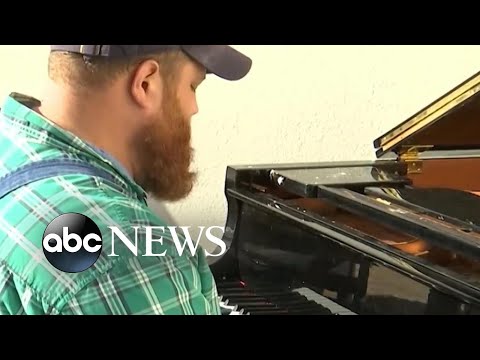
[58,251,222,315]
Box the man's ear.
[129,59,163,112]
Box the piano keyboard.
[216,281,357,315]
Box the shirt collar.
[1,92,148,202]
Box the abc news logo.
[42,213,227,273]
[42,213,103,273]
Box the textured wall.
[0,45,479,250]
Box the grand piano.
[209,70,480,315]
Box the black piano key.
[216,281,246,289]
[248,309,290,315]
[248,291,306,298]
[218,291,253,297]
[286,302,332,311]
[242,307,283,313]
[287,307,333,315]
[229,301,277,308]
[272,296,315,304]
[221,293,268,299]
[220,307,233,315]
[221,295,269,301]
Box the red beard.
[134,90,197,202]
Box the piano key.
[219,299,248,314]
[219,302,238,311]
[216,281,246,289]
[233,302,280,309]
[247,309,290,315]
[228,310,247,315]
[293,287,357,315]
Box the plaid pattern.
[0,93,221,315]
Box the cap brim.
[181,45,252,81]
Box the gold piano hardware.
[371,69,480,196]
[373,70,480,162]
[398,145,433,174]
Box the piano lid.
[373,70,480,159]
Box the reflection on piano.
[210,70,480,315]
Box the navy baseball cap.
[50,45,252,81]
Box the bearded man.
[0,45,252,315]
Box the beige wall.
[1,45,479,249]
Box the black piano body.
[209,70,480,315]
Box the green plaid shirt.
[0,93,221,315]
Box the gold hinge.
[398,145,433,174]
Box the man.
[0,45,252,315]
